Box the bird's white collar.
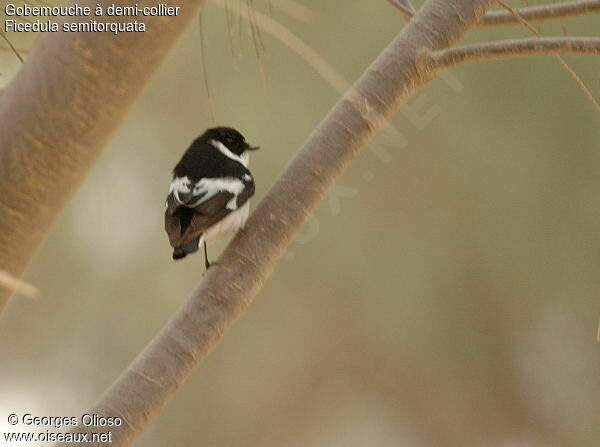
[209,139,249,167]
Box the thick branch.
[0,0,207,314]
[56,0,497,445]
[481,0,600,26]
[427,37,600,69]
[389,0,600,25]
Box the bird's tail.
[172,235,202,260]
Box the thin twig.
[224,0,237,58]
[389,0,600,25]
[0,271,38,299]
[482,0,600,26]
[0,30,24,63]
[198,12,218,125]
[428,37,600,68]
[212,0,348,92]
[244,0,267,85]
[497,0,542,34]
[496,0,600,113]
[0,46,30,54]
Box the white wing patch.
[169,176,191,204]
[189,177,246,209]
[226,197,238,210]
[170,174,249,210]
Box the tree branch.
[389,0,600,25]
[481,0,600,26]
[0,0,208,315]
[427,37,600,69]
[55,0,497,445]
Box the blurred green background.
[1,0,600,445]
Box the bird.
[164,127,259,268]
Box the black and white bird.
[164,127,259,267]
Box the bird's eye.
[227,138,233,142]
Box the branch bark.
[389,0,600,25]
[427,37,600,69]
[56,0,497,445]
[0,0,207,314]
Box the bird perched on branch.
[164,127,259,268]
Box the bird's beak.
[246,143,260,151]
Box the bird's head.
[206,126,260,156]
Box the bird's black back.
[174,136,250,181]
